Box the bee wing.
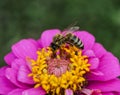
[62,26,80,36]
[68,26,80,31]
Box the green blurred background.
[0,0,120,67]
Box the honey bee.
[50,26,84,52]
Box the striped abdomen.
[65,33,84,49]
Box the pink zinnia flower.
[0,29,120,95]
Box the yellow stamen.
[28,45,90,95]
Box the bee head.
[50,42,59,51]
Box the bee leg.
[75,51,78,55]
[52,51,57,58]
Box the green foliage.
[0,0,120,67]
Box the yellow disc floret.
[28,45,90,95]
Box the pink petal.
[83,50,96,58]
[12,39,37,60]
[92,43,107,58]
[102,92,115,95]
[87,52,120,81]
[99,52,120,80]
[37,38,43,48]
[11,58,32,71]
[114,92,120,95]
[28,38,41,48]
[39,29,61,47]
[8,89,24,95]
[0,66,8,76]
[115,93,120,95]
[89,70,104,76]
[65,89,73,95]
[22,87,46,95]
[4,52,16,65]
[87,78,120,93]
[86,70,104,81]
[17,66,34,84]
[5,68,29,88]
[0,76,16,95]
[91,89,102,95]
[89,57,99,70]
[81,88,102,95]
[74,31,95,51]
[11,59,26,70]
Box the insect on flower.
[50,26,84,56]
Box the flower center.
[47,59,70,77]
[28,44,90,95]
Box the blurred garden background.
[0,0,120,67]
